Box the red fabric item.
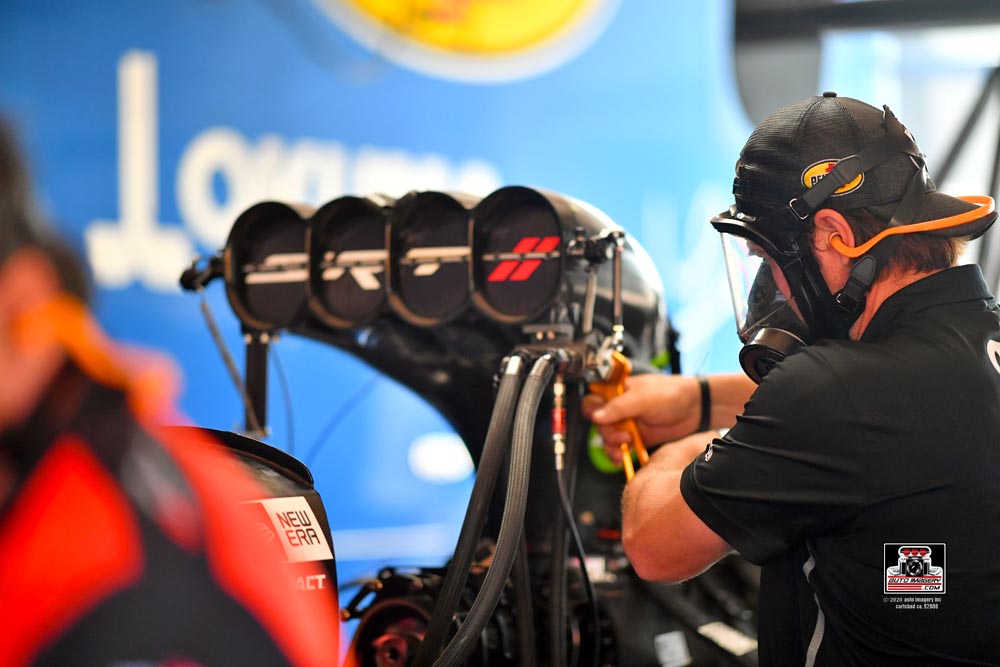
[0,437,143,666]
[152,425,340,666]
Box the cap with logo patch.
[733,91,994,237]
[710,92,997,382]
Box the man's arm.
[582,372,755,457]
[621,432,734,582]
[702,373,757,431]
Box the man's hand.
[581,372,755,463]
[582,374,701,462]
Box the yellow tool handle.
[625,420,649,466]
[620,443,635,481]
[589,348,648,481]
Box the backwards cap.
[733,92,994,239]
[0,118,90,301]
[0,119,40,260]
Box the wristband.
[697,375,711,432]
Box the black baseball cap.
[732,92,994,239]
[0,117,90,300]
[0,118,40,259]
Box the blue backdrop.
[0,0,752,590]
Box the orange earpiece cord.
[11,294,179,420]
[829,195,995,259]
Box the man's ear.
[0,248,62,338]
[0,249,67,431]
[813,209,855,261]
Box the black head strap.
[833,109,929,322]
[789,106,921,220]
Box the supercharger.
[181,186,761,667]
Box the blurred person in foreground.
[585,93,1000,665]
[0,119,340,665]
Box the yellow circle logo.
[314,0,620,82]
[801,160,864,196]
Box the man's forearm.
[621,431,731,582]
[706,373,756,430]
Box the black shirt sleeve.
[680,345,873,565]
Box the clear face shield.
[713,209,811,383]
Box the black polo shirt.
[681,264,1000,666]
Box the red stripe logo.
[487,235,560,282]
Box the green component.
[588,351,667,474]
[588,425,626,474]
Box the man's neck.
[0,458,14,511]
[849,267,945,340]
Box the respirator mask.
[712,206,833,383]
[713,94,998,383]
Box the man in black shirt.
[585,94,1000,665]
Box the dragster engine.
[181,186,760,667]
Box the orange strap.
[10,294,179,420]
[829,195,995,258]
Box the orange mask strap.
[11,294,179,420]
[829,195,996,258]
